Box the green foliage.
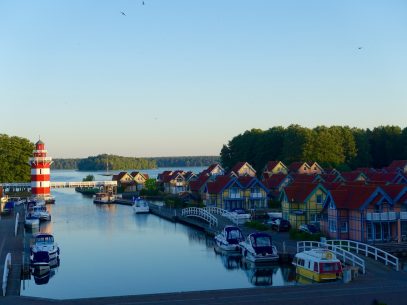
[0,134,34,182]
[245,221,269,231]
[145,178,158,191]
[52,158,80,169]
[164,197,186,208]
[77,154,156,171]
[149,156,220,167]
[53,156,219,170]
[82,174,95,182]
[269,199,281,209]
[220,125,407,172]
[289,229,323,241]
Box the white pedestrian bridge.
[0,181,117,188]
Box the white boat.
[93,192,115,204]
[30,233,60,270]
[24,213,40,229]
[214,226,244,252]
[32,205,51,221]
[239,232,279,263]
[133,197,149,213]
[292,249,343,282]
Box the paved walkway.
[0,204,25,296]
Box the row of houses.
[281,182,407,244]
[112,171,150,192]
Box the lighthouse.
[29,139,54,203]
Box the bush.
[289,228,324,241]
[245,221,269,231]
[164,197,187,209]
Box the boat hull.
[133,207,150,213]
[295,266,339,282]
[215,238,241,252]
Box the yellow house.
[204,175,268,211]
[281,183,329,229]
[130,171,149,191]
[112,172,134,192]
[262,161,288,178]
[229,162,256,177]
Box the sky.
[1,0,406,158]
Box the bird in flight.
[120,11,126,16]
[358,47,363,50]
[142,1,145,5]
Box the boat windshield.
[319,262,342,273]
[227,230,242,240]
[253,236,272,247]
[36,236,54,244]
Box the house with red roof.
[321,185,407,243]
[366,172,407,185]
[229,162,256,177]
[189,173,211,199]
[281,183,329,229]
[308,162,324,174]
[262,161,288,178]
[160,171,188,194]
[203,175,268,210]
[112,171,135,192]
[387,160,407,174]
[288,162,311,175]
[206,163,225,177]
[262,173,292,199]
[128,171,150,192]
[340,171,368,183]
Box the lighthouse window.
[40,169,42,174]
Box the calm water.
[21,169,296,299]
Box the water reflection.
[214,248,241,270]
[31,258,60,285]
[22,172,297,299]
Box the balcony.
[250,193,263,199]
[227,193,242,199]
[400,212,407,220]
[366,212,397,221]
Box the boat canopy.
[224,226,244,243]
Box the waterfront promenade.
[3,272,407,305]
[0,204,25,296]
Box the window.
[340,221,348,233]
[303,167,307,171]
[329,219,337,233]
[316,194,323,204]
[329,200,335,210]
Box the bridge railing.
[181,207,218,227]
[14,213,19,237]
[204,207,241,225]
[326,240,399,271]
[2,253,11,296]
[297,241,366,274]
[50,181,117,188]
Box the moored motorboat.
[93,192,115,204]
[32,205,51,221]
[25,213,40,229]
[214,226,244,252]
[133,197,149,213]
[239,232,279,263]
[30,233,60,270]
[292,248,342,282]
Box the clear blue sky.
[1,0,406,158]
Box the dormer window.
[303,167,307,171]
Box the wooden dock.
[0,205,25,296]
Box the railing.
[326,240,399,271]
[366,212,397,221]
[2,253,11,296]
[14,213,19,237]
[250,193,263,198]
[181,207,218,227]
[297,241,366,274]
[227,194,242,199]
[204,207,240,225]
[51,181,117,188]
[399,212,407,220]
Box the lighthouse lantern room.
[29,139,54,203]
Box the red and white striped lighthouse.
[29,139,53,199]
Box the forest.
[220,125,407,173]
[0,134,34,182]
[52,155,220,170]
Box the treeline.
[220,125,407,173]
[52,158,80,169]
[0,134,34,182]
[77,154,157,171]
[52,155,220,170]
[149,156,220,167]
